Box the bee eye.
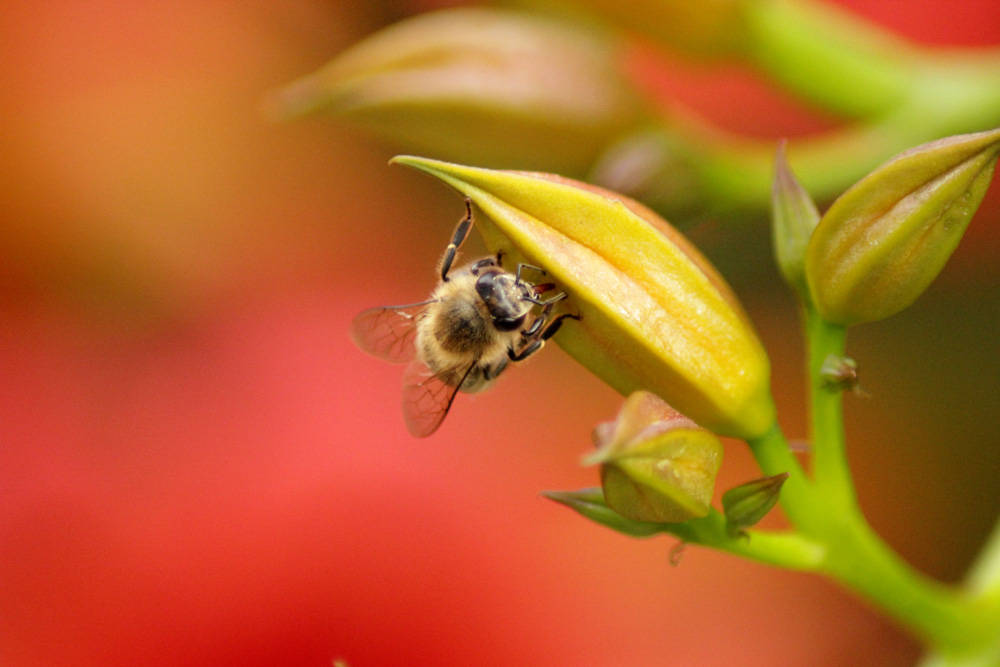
[493,315,526,332]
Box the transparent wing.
[401,359,473,438]
[349,301,434,364]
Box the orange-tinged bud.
[806,127,1000,325]
[271,8,648,174]
[392,156,775,439]
[586,392,723,523]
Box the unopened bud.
[806,127,1000,325]
[272,8,648,174]
[820,353,867,396]
[586,392,724,523]
[392,156,776,439]
[770,140,820,299]
[722,472,789,538]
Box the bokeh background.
[2,1,999,665]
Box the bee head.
[475,270,534,331]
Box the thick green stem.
[741,0,920,117]
[746,421,816,528]
[673,509,824,570]
[819,514,989,653]
[610,57,1000,223]
[803,307,854,509]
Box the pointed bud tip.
[722,472,789,536]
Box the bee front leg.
[509,312,580,362]
[439,197,475,282]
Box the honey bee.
[350,198,576,437]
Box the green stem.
[673,509,824,570]
[746,421,816,529]
[818,514,988,653]
[747,418,988,651]
[609,57,1000,223]
[803,306,854,509]
[741,0,920,117]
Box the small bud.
[806,127,1000,325]
[819,353,868,396]
[586,392,724,523]
[770,140,820,299]
[722,473,789,539]
[271,8,648,174]
[392,156,776,439]
[541,488,663,538]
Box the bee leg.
[521,294,565,337]
[525,289,567,308]
[440,197,475,282]
[510,312,580,362]
[482,358,509,381]
[469,257,499,276]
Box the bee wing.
[401,359,474,438]
[349,300,435,364]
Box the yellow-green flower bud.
[272,8,648,174]
[392,156,775,439]
[806,127,1000,325]
[721,472,789,538]
[586,392,723,523]
[770,140,820,300]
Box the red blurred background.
[2,2,999,665]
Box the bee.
[350,198,576,437]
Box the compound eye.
[493,314,526,332]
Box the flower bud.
[770,140,820,299]
[392,156,776,439]
[585,392,724,523]
[271,8,648,174]
[806,128,1000,325]
[722,472,789,538]
[819,353,867,396]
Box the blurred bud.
[806,128,1000,325]
[590,126,712,223]
[770,140,820,299]
[585,392,723,523]
[722,472,789,538]
[541,488,663,537]
[271,8,649,174]
[819,354,868,396]
[392,156,776,438]
[565,0,746,58]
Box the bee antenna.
[515,263,546,285]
